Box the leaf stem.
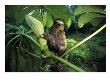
[51,54,85,72]
[9,33,41,48]
[62,24,106,56]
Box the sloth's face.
[54,20,64,31]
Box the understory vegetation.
[5,5,106,72]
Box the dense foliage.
[5,5,106,72]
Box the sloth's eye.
[57,23,61,26]
[56,23,64,27]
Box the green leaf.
[42,11,54,28]
[66,18,72,28]
[45,12,53,28]
[25,15,44,37]
[44,5,71,28]
[74,5,105,16]
[78,13,105,28]
[90,18,104,27]
[15,9,25,23]
[31,9,42,23]
[43,11,48,26]
[5,5,18,16]
[14,6,40,23]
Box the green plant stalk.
[9,33,41,48]
[51,54,85,72]
[9,33,85,71]
[62,24,106,56]
[9,24,105,72]
[26,51,41,59]
[6,35,21,47]
[21,33,41,47]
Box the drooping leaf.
[74,5,105,16]
[78,13,105,28]
[25,15,44,37]
[89,18,104,27]
[44,5,71,28]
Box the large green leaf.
[78,13,105,28]
[74,5,105,16]
[44,5,71,28]
[43,11,53,28]
[14,6,40,23]
[89,18,104,27]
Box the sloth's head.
[53,19,64,31]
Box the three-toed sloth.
[44,19,67,56]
